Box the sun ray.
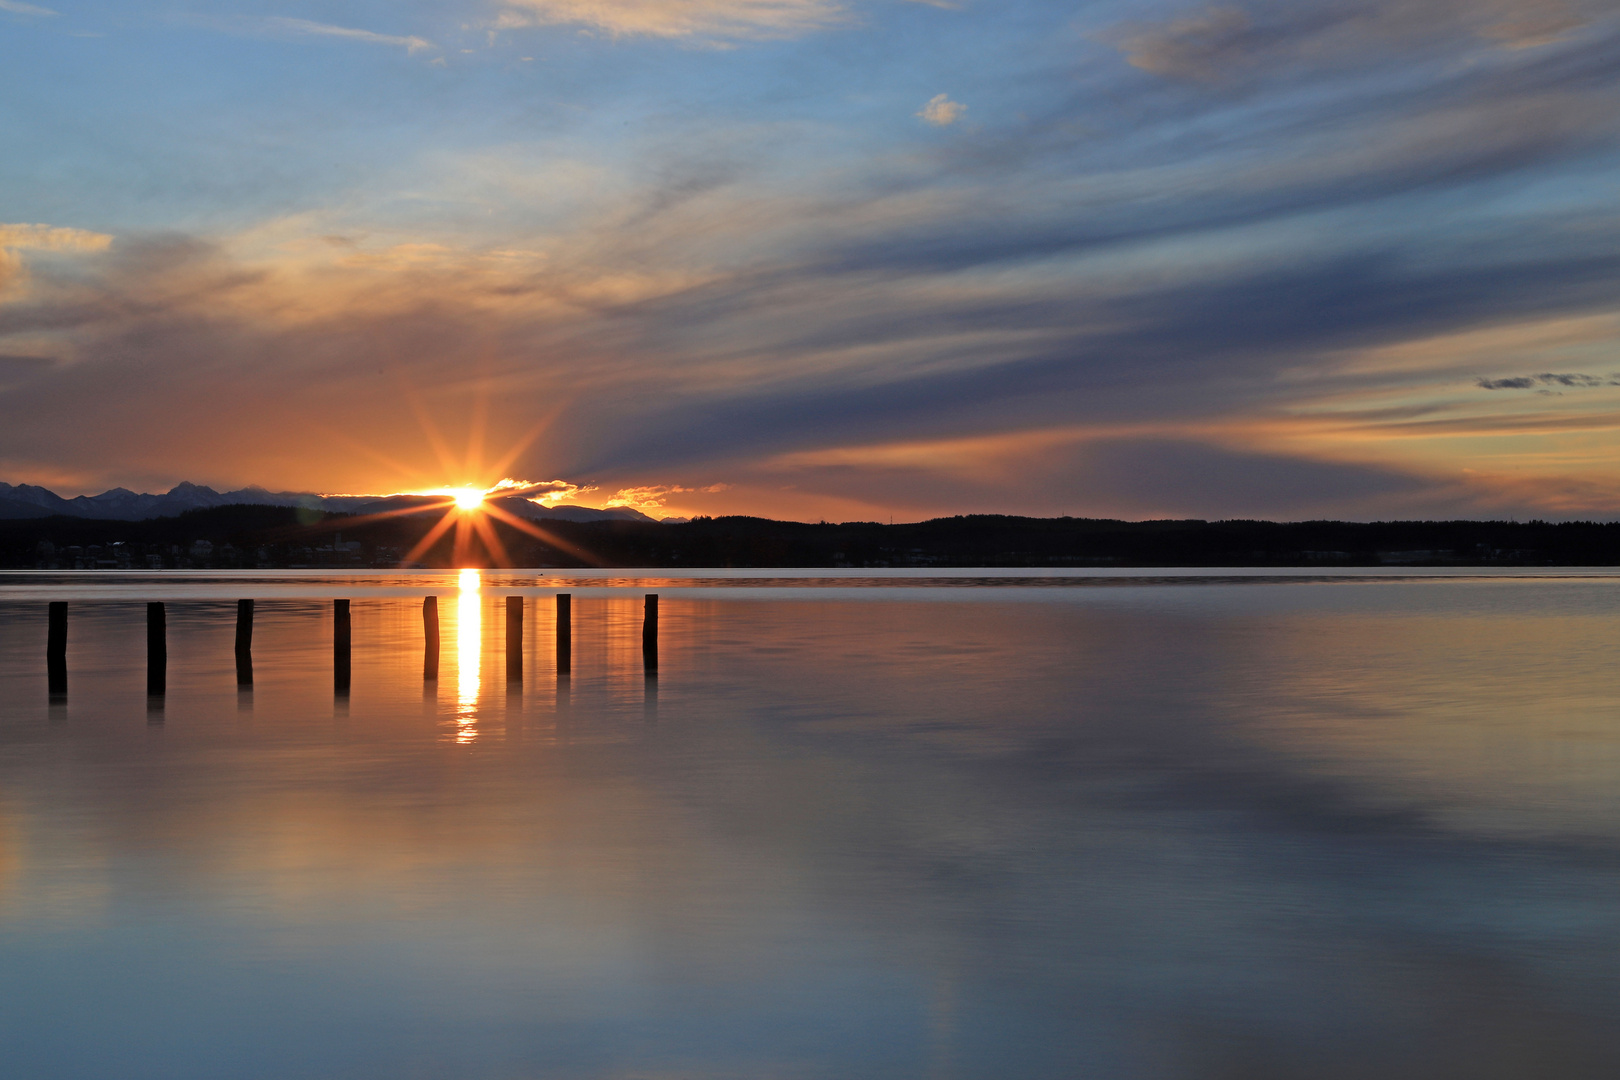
[400,508,460,566]
[402,384,466,485]
[450,515,468,567]
[470,512,512,567]
[452,512,482,567]
[312,424,441,492]
[482,501,602,566]
[463,380,490,481]
[485,402,568,482]
[306,499,458,533]
[309,375,606,568]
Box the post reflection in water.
[455,568,481,743]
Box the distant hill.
[5,506,1620,569]
[0,482,654,524]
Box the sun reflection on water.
[456,568,481,743]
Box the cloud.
[493,0,848,41]
[0,0,57,15]
[0,354,53,391]
[513,479,599,505]
[0,224,114,253]
[266,18,435,54]
[3,188,1619,517]
[1477,372,1617,390]
[1481,6,1591,48]
[567,234,1620,492]
[1108,6,1254,82]
[1104,0,1600,82]
[602,483,730,513]
[749,430,1444,519]
[0,224,113,300]
[916,93,966,126]
[4,0,1620,519]
[1066,437,1431,517]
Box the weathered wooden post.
[643,593,658,675]
[147,602,166,697]
[423,596,440,681]
[334,599,351,694]
[506,595,524,682]
[47,601,67,697]
[555,593,571,674]
[235,599,254,687]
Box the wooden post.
[47,601,67,697]
[422,596,440,681]
[643,593,658,675]
[506,595,524,682]
[235,599,254,687]
[147,602,166,697]
[555,593,571,674]
[334,599,351,694]
[47,601,67,657]
[235,599,254,652]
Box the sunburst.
[306,380,599,568]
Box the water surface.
[3,569,1620,1078]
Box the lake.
[3,568,1619,1078]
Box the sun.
[335,396,598,567]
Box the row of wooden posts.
[44,593,659,697]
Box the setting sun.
[453,488,485,511]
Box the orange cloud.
[917,93,966,126]
[0,223,113,300]
[0,223,113,253]
[493,0,848,41]
[603,483,731,515]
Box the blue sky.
[3,0,1620,520]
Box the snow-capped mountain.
[0,483,656,523]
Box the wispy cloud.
[917,93,965,126]
[1107,6,1252,82]
[267,17,435,54]
[1104,0,1601,82]
[1478,372,1620,390]
[0,0,58,16]
[493,0,848,42]
[0,224,113,252]
[0,223,112,296]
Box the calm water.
[3,569,1620,1078]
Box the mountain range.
[0,482,658,524]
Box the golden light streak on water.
[456,568,481,743]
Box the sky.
[2,0,1619,522]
